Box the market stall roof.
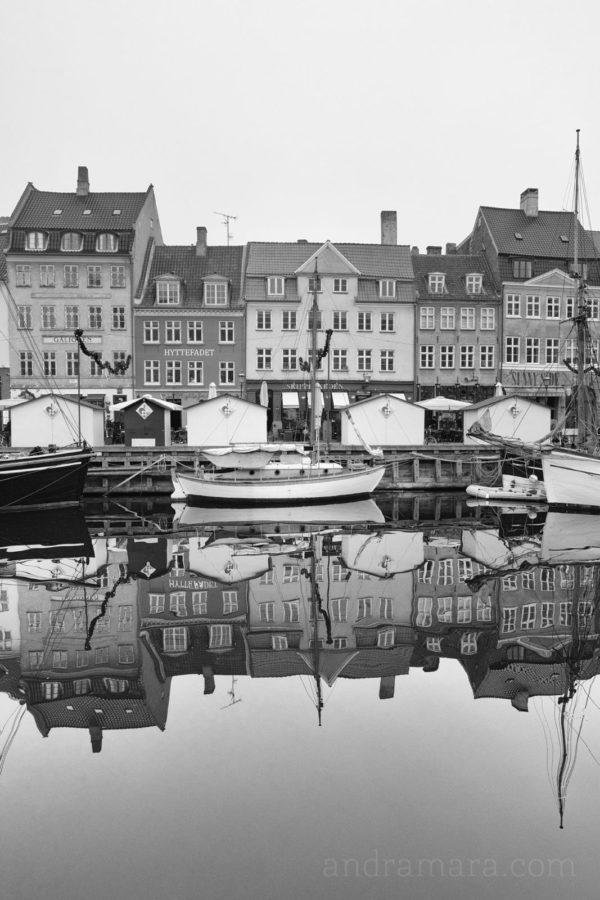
[110,394,181,412]
[416,396,472,412]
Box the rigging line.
[0,707,26,776]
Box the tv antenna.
[214,211,237,246]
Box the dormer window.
[156,278,180,305]
[379,279,396,298]
[428,273,445,293]
[25,231,47,251]
[466,273,482,294]
[61,232,83,252]
[96,233,119,252]
[268,276,285,296]
[204,281,227,306]
[308,276,322,292]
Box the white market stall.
[340,393,425,447]
[463,395,551,444]
[185,395,267,446]
[10,394,104,448]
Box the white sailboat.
[172,263,386,505]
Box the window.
[380,312,395,332]
[27,611,42,632]
[438,559,453,585]
[52,650,68,669]
[377,629,395,648]
[64,305,79,328]
[41,305,56,329]
[113,351,125,372]
[219,321,234,343]
[165,320,182,343]
[163,627,188,653]
[333,311,347,330]
[357,597,373,619]
[440,307,455,329]
[29,650,44,667]
[505,337,520,363]
[333,278,347,293]
[546,338,559,364]
[25,231,47,251]
[166,361,182,384]
[88,306,102,329]
[112,306,125,330]
[283,600,299,622]
[144,361,160,384]
[420,307,434,329]
[564,339,577,364]
[156,281,180,304]
[502,607,517,633]
[187,320,203,343]
[90,359,102,376]
[503,575,518,591]
[460,308,475,330]
[16,265,31,286]
[87,265,102,288]
[526,337,540,364]
[460,633,478,656]
[457,597,472,624]
[282,349,297,370]
[271,635,288,650]
[379,279,396,298]
[149,593,165,613]
[541,602,555,629]
[110,265,125,288]
[440,345,455,368]
[61,232,83,252]
[220,361,235,385]
[66,351,79,376]
[428,273,445,293]
[420,345,434,368]
[259,602,274,623]
[49,611,65,631]
[480,308,496,330]
[476,596,492,622]
[268,276,284,295]
[513,260,532,278]
[96,233,118,252]
[42,682,63,700]
[332,349,347,371]
[188,361,203,384]
[466,273,482,294]
[170,592,187,617]
[416,597,432,627]
[144,320,159,343]
[257,348,272,370]
[560,602,572,628]
[257,310,271,330]
[437,597,453,623]
[331,598,348,623]
[357,312,372,331]
[547,296,560,319]
[209,624,232,648]
[204,281,227,306]
[20,351,33,376]
[480,345,495,368]
[64,265,79,287]
[506,294,520,317]
[357,349,372,372]
[589,298,600,320]
[282,310,297,330]
[526,295,540,318]
[17,306,32,329]
[308,276,321,292]
[192,592,207,615]
[380,350,394,372]
[460,345,475,369]
[307,310,322,330]
[521,604,536,630]
[380,597,393,619]
[40,264,55,286]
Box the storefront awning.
[282,391,300,408]
[332,391,350,409]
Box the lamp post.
[239,372,245,400]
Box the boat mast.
[311,535,324,725]
[310,261,320,464]
[573,129,588,448]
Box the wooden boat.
[0,444,93,511]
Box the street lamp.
[239,372,246,400]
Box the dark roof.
[480,206,597,258]
[245,242,414,279]
[12,186,150,230]
[140,244,245,307]
[0,225,9,281]
[412,254,495,300]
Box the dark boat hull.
[0,447,92,509]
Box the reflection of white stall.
[340,393,424,447]
[10,394,104,448]
[185,395,266,446]
[463,396,551,444]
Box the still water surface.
[1,494,599,899]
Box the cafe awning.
[331,391,350,409]
[282,391,300,408]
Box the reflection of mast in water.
[221,677,242,710]
[0,705,26,776]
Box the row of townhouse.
[2,171,598,426]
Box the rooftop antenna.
[214,211,237,246]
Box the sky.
[2,0,600,252]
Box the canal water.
[0,494,598,899]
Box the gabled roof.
[245,241,414,279]
[413,254,494,299]
[479,206,597,258]
[10,184,151,230]
[140,245,245,308]
[295,240,361,276]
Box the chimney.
[202,665,215,694]
[411,246,419,256]
[426,245,442,255]
[520,188,538,217]
[196,226,208,257]
[89,723,103,753]
[445,242,457,254]
[380,211,397,245]
[379,676,395,699]
[76,166,90,197]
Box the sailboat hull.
[0,447,92,509]
[172,464,386,505]
[541,449,600,509]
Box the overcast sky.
[2,0,599,252]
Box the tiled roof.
[140,244,245,307]
[246,242,414,278]
[480,206,597,258]
[12,187,150,229]
[412,254,495,300]
[0,226,9,281]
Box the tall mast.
[574,129,587,447]
[310,260,319,462]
